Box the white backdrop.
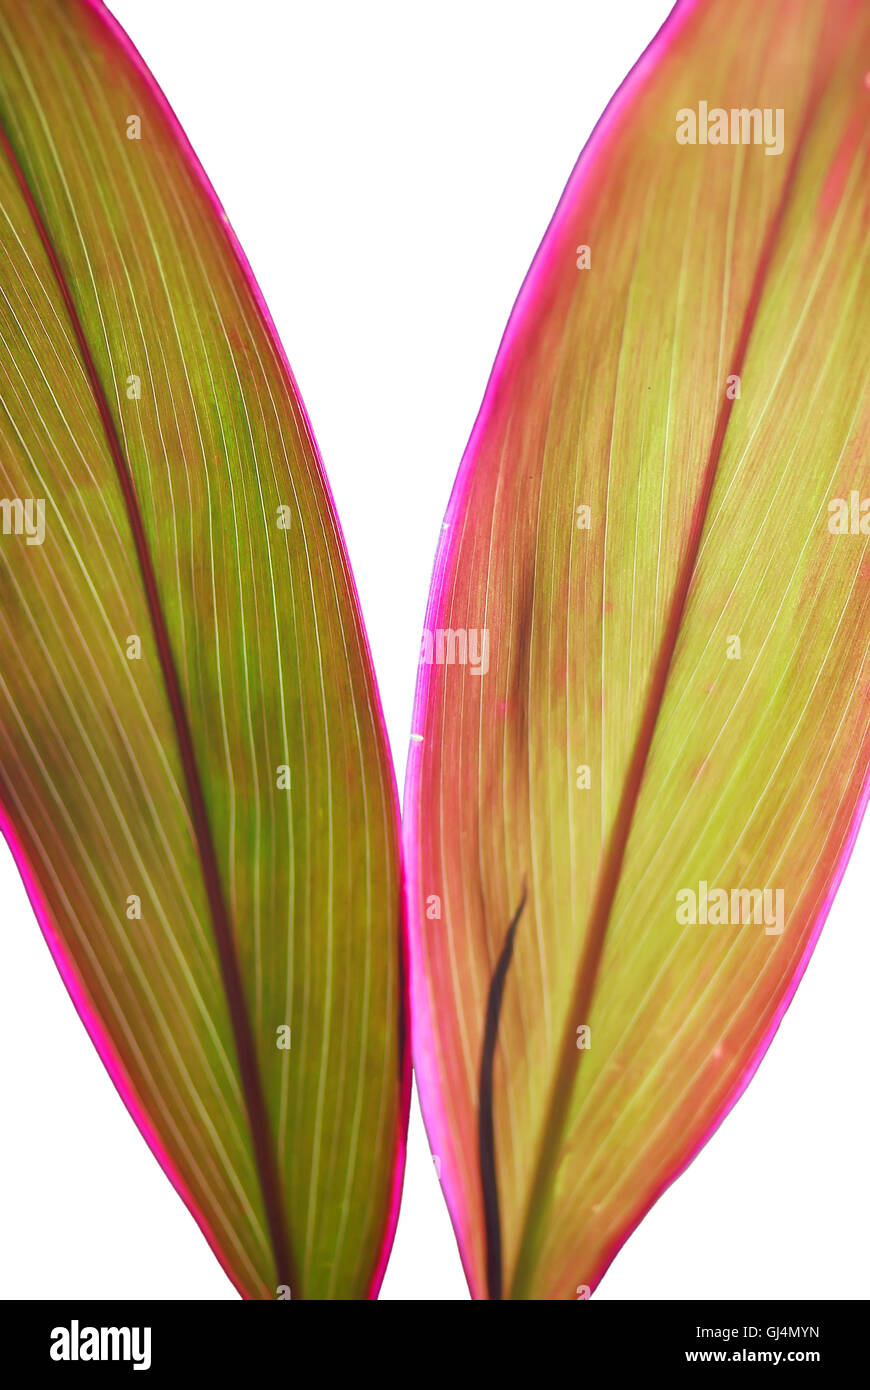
[0,0,866,1301]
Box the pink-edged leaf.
[405,0,869,1299]
[0,0,407,1298]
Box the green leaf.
[405,0,869,1299]
[0,0,406,1299]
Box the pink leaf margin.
[1,0,411,1301]
[403,0,870,1296]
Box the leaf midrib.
[507,60,832,1301]
[0,116,297,1298]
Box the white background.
[1,1,867,1300]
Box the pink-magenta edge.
[0,0,410,1301]
[403,0,869,1299]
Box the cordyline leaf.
[0,0,407,1299]
[405,0,869,1300]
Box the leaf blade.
[0,0,406,1298]
[405,0,869,1300]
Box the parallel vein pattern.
[405,0,869,1300]
[0,0,405,1298]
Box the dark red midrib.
[0,121,297,1298]
[478,887,527,1299]
[508,76,831,1297]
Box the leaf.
[405,0,869,1300]
[0,0,407,1299]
